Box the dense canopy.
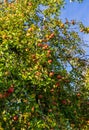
[0,0,89,129]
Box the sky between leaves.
[60,0,89,56]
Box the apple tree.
[0,0,89,129]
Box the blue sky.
[61,0,89,26]
[60,0,89,56]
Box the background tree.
[0,0,89,129]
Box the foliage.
[0,0,89,129]
[84,68,89,91]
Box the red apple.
[50,88,54,93]
[31,106,35,112]
[57,75,62,79]
[48,59,52,64]
[42,44,49,50]
[31,54,36,59]
[46,50,51,57]
[0,93,3,99]
[3,92,10,98]
[28,2,32,6]
[37,43,43,47]
[48,109,52,112]
[46,53,51,58]
[49,33,55,39]
[7,87,14,93]
[87,102,89,105]
[52,101,57,106]
[47,50,51,54]
[86,120,89,124]
[50,33,55,37]
[28,27,33,32]
[61,100,67,105]
[38,94,43,99]
[76,93,81,97]
[35,72,41,76]
[49,72,54,77]
[13,115,18,121]
[55,82,60,87]
[27,122,30,127]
